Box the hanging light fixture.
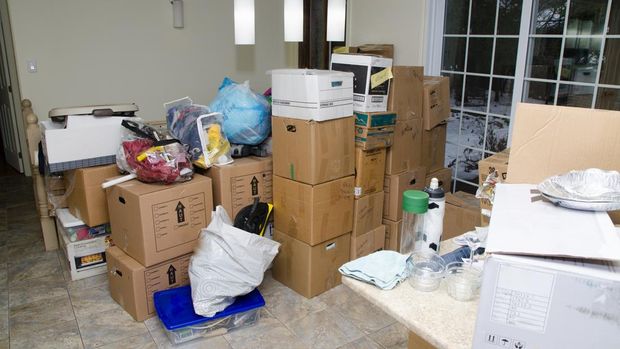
[170,0,184,28]
[234,0,255,45]
[326,0,346,41]
[284,0,303,42]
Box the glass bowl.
[408,252,446,292]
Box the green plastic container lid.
[402,190,429,213]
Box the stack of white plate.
[537,168,620,211]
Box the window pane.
[470,0,497,34]
[490,78,514,115]
[498,0,523,34]
[459,112,486,148]
[532,0,567,34]
[494,38,518,76]
[456,147,483,184]
[610,0,620,34]
[464,75,490,112]
[467,38,494,74]
[455,180,478,194]
[442,37,467,71]
[596,88,620,111]
[600,39,620,85]
[443,73,464,107]
[447,110,461,144]
[524,80,556,104]
[557,84,593,108]
[527,38,562,79]
[561,37,601,83]
[446,141,458,172]
[567,0,608,35]
[486,116,510,153]
[445,0,471,34]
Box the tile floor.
[0,174,408,349]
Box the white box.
[473,253,620,349]
[41,115,130,172]
[56,209,111,281]
[330,54,393,113]
[270,69,353,121]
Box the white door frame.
[0,0,28,175]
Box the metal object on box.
[538,168,620,211]
[154,286,264,344]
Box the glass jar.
[399,190,429,255]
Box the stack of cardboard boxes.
[104,175,214,321]
[270,69,356,298]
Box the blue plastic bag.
[209,78,271,145]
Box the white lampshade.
[326,0,346,41]
[172,0,184,28]
[284,0,304,42]
[234,0,255,45]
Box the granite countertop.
[341,240,479,349]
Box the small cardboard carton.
[387,66,424,121]
[273,175,354,246]
[383,219,401,251]
[426,167,452,192]
[383,167,426,221]
[355,148,386,197]
[270,69,354,121]
[272,230,351,298]
[477,149,509,186]
[64,164,119,227]
[350,225,385,260]
[421,122,447,173]
[443,191,481,240]
[355,111,398,128]
[206,156,273,218]
[272,116,355,185]
[353,191,384,236]
[330,53,393,112]
[385,117,423,175]
[106,246,190,322]
[422,76,450,130]
[354,111,397,150]
[106,175,213,267]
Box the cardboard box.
[383,219,401,251]
[107,175,213,267]
[272,116,355,185]
[383,167,426,221]
[355,148,386,197]
[331,54,393,112]
[40,116,132,172]
[353,191,384,236]
[270,69,354,121]
[426,167,452,192]
[355,111,398,128]
[64,164,119,227]
[478,150,509,186]
[473,254,620,349]
[273,175,354,246]
[357,44,394,59]
[350,225,385,260]
[56,212,112,281]
[421,122,447,173]
[385,117,423,175]
[355,125,395,150]
[422,76,450,130]
[106,246,190,322]
[508,103,620,184]
[387,66,424,121]
[443,192,481,240]
[272,230,351,298]
[207,156,273,218]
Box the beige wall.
[348,0,427,67]
[8,0,297,120]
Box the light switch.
[27,60,37,73]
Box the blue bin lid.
[154,285,265,331]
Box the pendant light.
[326,0,346,41]
[234,0,255,45]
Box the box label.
[152,193,206,252]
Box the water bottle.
[399,190,428,255]
[421,178,445,253]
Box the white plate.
[538,169,620,203]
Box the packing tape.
[370,67,393,89]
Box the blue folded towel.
[339,250,411,290]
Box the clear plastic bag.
[197,113,233,166]
[208,78,271,146]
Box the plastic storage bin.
[154,286,265,344]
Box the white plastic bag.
[189,206,280,317]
